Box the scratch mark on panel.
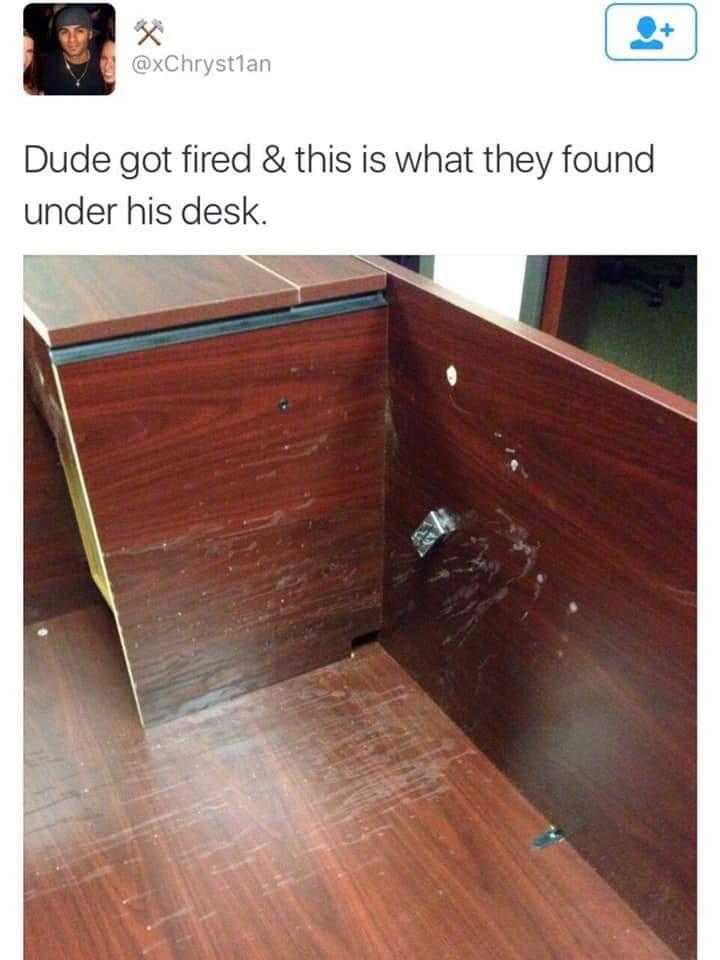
[145,906,192,931]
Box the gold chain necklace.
[63,55,90,88]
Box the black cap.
[55,6,92,31]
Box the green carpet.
[577,256,697,403]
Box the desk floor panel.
[25,605,678,960]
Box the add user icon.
[630,16,664,49]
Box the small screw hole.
[278,398,291,412]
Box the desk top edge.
[24,256,387,347]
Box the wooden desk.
[24,255,696,956]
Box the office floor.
[25,603,678,959]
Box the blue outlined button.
[606,4,697,60]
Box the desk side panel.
[57,307,387,724]
[23,378,96,622]
[380,267,696,958]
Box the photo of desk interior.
[24,256,696,959]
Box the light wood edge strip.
[50,364,145,727]
[245,256,387,301]
[23,303,52,347]
[243,256,303,298]
[360,255,697,424]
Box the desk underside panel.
[379,267,697,957]
[25,605,678,960]
[56,307,387,724]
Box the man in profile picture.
[41,5,105,95]
[630,16,664,50]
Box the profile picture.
[23,4,115,96]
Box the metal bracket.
[532,825,566,850]
[411,508,458,558]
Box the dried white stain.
[141,942,166,956]
[145,906,192,931]
[121,889,158,906]
[436,509,541,647]
[428,569,451,582]
[663,585,696,608]
[508,457,529,479]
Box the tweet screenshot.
[6,2,714,957]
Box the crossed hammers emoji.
[134,18,164,45]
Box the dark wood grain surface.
[377,263,697,958]
[24,257,386,347]
[250,256,387,303]
[360,255,697,420]
[25,603,680,960]
[56,307,387,724]
[539,255,597,339]
[24,382,96,623]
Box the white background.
[2,0,717,954]
[434,256,529,319]
[5,0,716,252]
